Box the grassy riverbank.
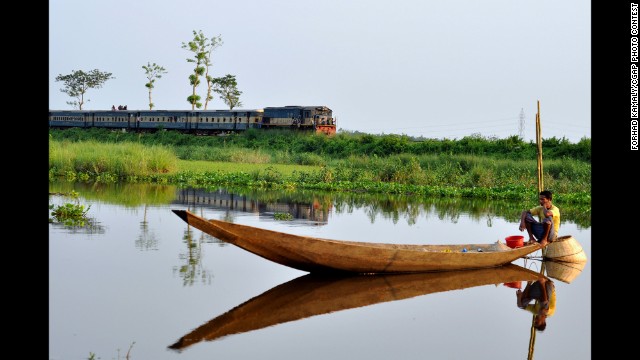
[49,130,591,205]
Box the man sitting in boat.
[516,277,556,331]
[518,190,560,247]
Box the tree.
[212,74,243,110]
[55,69,114,110]
[142,62,168,110]
[182,30,222,110]
[202,35,223,110]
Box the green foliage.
[49,190,92,226]
[182,30,223,110]
[212,74,242,109]
[55,69,114,110]
[142,62,167,110]
[49,138,179,179]
[49,129,590,206]
[49,128,590,163]
[274,212,294,221]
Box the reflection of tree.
[173,209,214,286]
[222,210,235,223]
[136,204,158,251]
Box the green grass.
[48,135,591,206]
[49,139,178,178]
[176,159,321,176]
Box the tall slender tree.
[55,69,114,110]
[182,30,222,110]
[203,35,223,110]
[142,62,168,110]
[212,74,243,110]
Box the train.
[48,105,337,135]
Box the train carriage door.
[304,110,310,126]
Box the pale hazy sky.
[49,0,591,142]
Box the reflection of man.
[516,277,556,331]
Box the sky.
[49,0,591,143]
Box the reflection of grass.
[88,341,135,360]
[49,180,177,207]
[48,181,591,228]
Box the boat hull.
[173,210,541,274]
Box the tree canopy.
[182,30,223,110]
[55,69,114,110]
[142,62,168,110]
[212,74,243,110]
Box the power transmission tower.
[519,108,526,140]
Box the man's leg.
[539,222,551,246]
[524,222,535,243]
[524,213,545,244]
[542,216,556,243]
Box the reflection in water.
[49,221,106,235]
[136,205,158,251]
[173,215,214,286]
[175,188,332,224]
[49,181,178,207]
[543,259,586,284]
[48,180,591,228]
[168,264,543,351]
[517,277,556,332]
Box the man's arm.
[519,210,529,231]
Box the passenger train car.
[49,105,336,135]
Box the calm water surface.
[49,183,591,360]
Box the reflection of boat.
[172,210,541,273]
[168,264,543,350]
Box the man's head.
[533,314,547,331]
[538,190,553,207]
[539,190,553,201]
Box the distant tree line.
[55,30,242,110]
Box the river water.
[49,182,591,360]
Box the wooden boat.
[168,263,543,350]
[172,210,541,273]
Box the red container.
[505,235,524,248]
[503,281,522,289]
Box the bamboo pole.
[528,101,546,359]
[526,261,547,359]
[536,101,543,192]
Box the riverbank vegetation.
[49,129,591,205]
